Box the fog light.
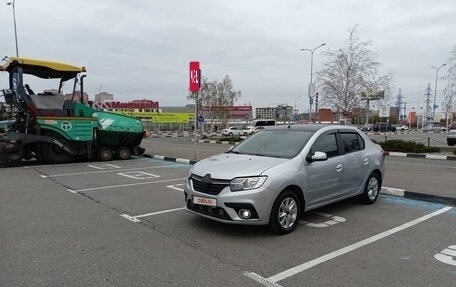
[238,209,251,219]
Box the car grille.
[186,200,232,220]
[190,174,231,195]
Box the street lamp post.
[294,95,302,120]
[301,43,326,122]
[431,63,446,122]
[7,0,19,57]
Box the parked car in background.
[373,122,396,132]
[184,125,385,234]
[396,125,409,132]
[360,124,373,132]
[243,126,256,135]
[447,123,456,146]
[252,126,266,133]
[251,119,276,127]
[221,127,243,136]
[423,124,446,132]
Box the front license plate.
[193,196,217,207]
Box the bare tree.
[316,25,392,118]
[188,75,241,124]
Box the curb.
[191,144,456,161]
[381,187,456,206]
[196,140,233,145]
[142,154,197,165]
[146,138,456,161]
[142,153,456,206]
[385,151,456,161]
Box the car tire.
[358,172,381,204]
[268,190,300,235]
[228,132,233,136]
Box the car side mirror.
[307,151,328,163]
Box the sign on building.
[379,104,390,118]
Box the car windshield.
[229,129,315,159]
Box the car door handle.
[363,158,369,165]
[336,164,343,172]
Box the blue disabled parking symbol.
[198,115,204,123]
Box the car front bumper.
[184,177,273,225]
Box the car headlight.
[230,176,267,192]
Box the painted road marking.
[299,212,346,228]
[118,171,161,179]
[166,184,184,192]
[121,207,186,223]
[244,206,453,286]
[87,163,121,170]
[72,178,187,192]
[434,245,456,266]
[44,164,185,177]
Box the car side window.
[341,132,364,153]
[311,133,339,158]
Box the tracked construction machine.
[0,57,145,167]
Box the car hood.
[191,153,287,179]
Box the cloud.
[1,0,455,111]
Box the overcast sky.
[1,0,455,113]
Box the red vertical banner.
[189,61,200,92]
[409,111,416,124]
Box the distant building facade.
[255,105,293,121]
[276,105,293,121]
[64,91,89,103]
[94,92,114,102]
[255,107,277,119]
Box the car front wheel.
[358,172,381,204]
[269,190,300,235]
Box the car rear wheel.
[358,172,381,204]
[269,190,300,235]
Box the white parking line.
[45,164,185,177]
[166,184,185,192]
[73,178,186,192]
[135,207,186,218]
[299,212,346,228]
[245,206,453,286]
[121,207,185,223]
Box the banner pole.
[194,91,198,160]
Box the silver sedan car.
[184,125,385,234]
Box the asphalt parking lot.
[2,157,455,286]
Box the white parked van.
[251,119,276,127]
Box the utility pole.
[7,0,19,56]
[300,43,326,122]
[395,89,407,124]
[425,84,432,126]
[431,63,446,123]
